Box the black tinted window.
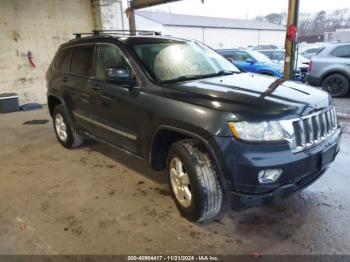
[331,45,350,58]
[55,48,73,72]
[71,45,94,76]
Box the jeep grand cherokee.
[46,32,341,222]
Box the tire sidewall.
[167,143,206,222]
[52,105,75,148]
[322,74,349,98]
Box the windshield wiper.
[216,70,237,75]
[163,74,210,83]
[163,70,238,83]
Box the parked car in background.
[259,49,309,82]
[249,45,279,51]
[217,49,285,78]
[301,45,327,59]
[307,42,350,97]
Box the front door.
[84,43,143,155]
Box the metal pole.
[127,8,136,35]
[284,0,300,80]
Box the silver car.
[306,42,350,97]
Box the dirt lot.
[1,107,350,255]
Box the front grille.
[292,106,338,152]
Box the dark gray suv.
[307,42,350,97]
[46,31,341,223]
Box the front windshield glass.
[132,41,240,83]
[250,51,273,63]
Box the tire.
[166,139,223,222]
[322,74,349,98]
[52,104,83,148]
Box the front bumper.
[214,128,341,207]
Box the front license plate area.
[321,144,337,167]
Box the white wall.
[163,26,204,42]
[136,16,285,49]
[135,15,163,32]
[258,30,285,46]
[0,0,95,104]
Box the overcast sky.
[145,0,350,19]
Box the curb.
[337,112,350,120]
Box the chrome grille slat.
[292,106,338,153]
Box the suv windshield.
[132,41,239,83]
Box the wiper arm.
[163,74,209,83]
[216,70,237,75]
[163,71,238,83]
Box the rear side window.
[71,45,95,76]
[331,45,350,58]
[54,48,74,72]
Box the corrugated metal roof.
[137,11,285,31]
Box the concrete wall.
[93,0,128,30]
[0,0,96,104]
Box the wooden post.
[284,0,300,80]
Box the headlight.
[229,121,284,141]
[277,69,284,75]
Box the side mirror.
[226,57,234,63]
[107,68,130,80]
[246,58,254,64]
[106,68,138,89]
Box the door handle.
[62,76,69,83]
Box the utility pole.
[284,0,300,80]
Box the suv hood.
[164,73,332,121]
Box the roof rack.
[73,30,161,39]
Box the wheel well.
[48,96,61,116]
[150,129,190,171]
[322,71,350,84]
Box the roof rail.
[73,30,161,39]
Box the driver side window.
[96,44,132,80]
[234,51,252,61]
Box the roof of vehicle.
[258,49,284,52]
[63,34,189,47]
[217,49,240,52]
[137,11,286,31]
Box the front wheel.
[167,139,223,222]
[322,74,349,98]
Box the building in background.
[325,28,350,43]
[136,11,286,49]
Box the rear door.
[331,44,350,75]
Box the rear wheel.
[322,74,349,98]
[53,105,83,148]
[167,139,223,222]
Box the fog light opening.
[258,169,282,184]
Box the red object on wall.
[27,51,36,68]
[287,25,298,42]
